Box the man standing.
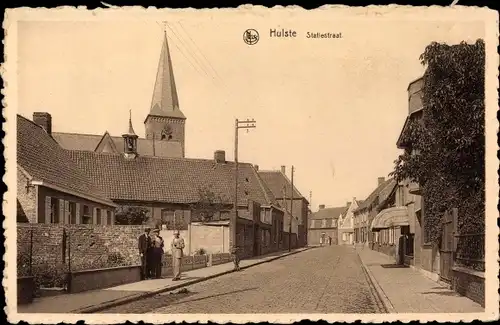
[171,230,185,281]
[150,228,165,279]
[138,228,150,280]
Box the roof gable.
[17,115,114,205]
[95,131,119,154]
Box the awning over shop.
[370,206,409,231]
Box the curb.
[73,247,312,313]
[356,251,396,314]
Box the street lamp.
[231,118,256,270]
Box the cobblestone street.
[101,246,383,314]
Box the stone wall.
[17,223,146,273]
[452,267,485,307]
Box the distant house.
[258,166,310,249]
[337,198,363,246]
[353,177,397,246]
[308,204,346,245]
[17,114,118,225]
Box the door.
[253,224,260,256]
[439,210,454,283]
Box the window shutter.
[93,207,97,225]
[102,210,107,225]
[45,196,52,224]
[58,199,65,224]
[64,201,70,224]
[75,203,81,224]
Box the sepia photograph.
[2,5,499,324]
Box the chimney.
[214,150,226,163]
[281,165,286,175]
[378,177,385,186]
[254,164,259,171]
[347,201,351,206]
[33,112,52,135]
[319,204,325,210]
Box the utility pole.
[231,118,256,269]
[289,165,294,252]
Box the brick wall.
[17,223,146,272]
[451,267,485,307]
[17,168,37,223]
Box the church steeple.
[145,30,186,157]
[123,110,138,158]
[148,31,185,119]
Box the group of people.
[138,228,186,281]
[320,235,333,246]
[138,228,165,279]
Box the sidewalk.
[17,247,311,314]
[356,247,484,313]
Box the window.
[96,208,102,225]
[50,198,59,223]
[69,202,77,224]
[342,233,347,241]
[82,205,92,224]
[162,209,188,230]
[405,233,414,256]
[107,210,112,225]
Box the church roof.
[147,32,186,120]
[67,150,277,206]
[258,170,307,201]
[52,132,183,158]
[17,115,115,206]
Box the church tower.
[144,31,186,157]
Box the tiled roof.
[17,115,114,205]
[258,170,306,201]
[355,178,397,213]
[52,132,183,158]
[68,150,275,206]
[310,206,346,220]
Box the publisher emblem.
[243,29,259,45]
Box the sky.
[16,14,485,210]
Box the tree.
[391,39,485,246]
[189,186,228,222]
[114,206,151,225]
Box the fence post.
[29,228,33,276]
[67,229,72,293]
[451,208,459,266]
